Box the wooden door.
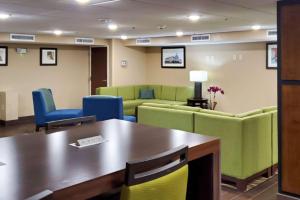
[91,47,107,95]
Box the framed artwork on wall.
[161,46,186,68]
[266,43,277,69]
[40,48,57,66]
[0,46,8,66]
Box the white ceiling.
[0,0,277,39]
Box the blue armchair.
[32,88,83,131]
[83,96,136,122]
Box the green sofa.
[96,85,194,115]
[137,103,278,191]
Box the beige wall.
[145,43,277,113]
[0,44,90,118]
[110,39,147,86]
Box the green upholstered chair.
[120,145,189,200]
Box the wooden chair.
[45,115,96,134]
[25,190,53,200]
[120,145,189,200]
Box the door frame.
[89,45,110,95]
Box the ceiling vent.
[75,38,95,45]
[267,30,277,38]
[191,34,211,42]
[10,33,36,42]
[136,38,151,45]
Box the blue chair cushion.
[139,89,154,99]
[39,88,56,113]
[45,109,83,122]
[123,115,136,122]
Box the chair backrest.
[32,89,56,126]
[83,95,124,121]
[121,145,189,200]
[25,190,53,200]
[46,116,96,134]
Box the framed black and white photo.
[40,48,57,66]
[0,46,8,66]
[161,46,185,68]
[266,43,277,69]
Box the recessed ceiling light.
[176,31,184,37]
[121,35,128,40]
[0,13,11,20]
[252,25,261,30]
[188,15,200,22]
[108,23,118,31]
[53,30,63,36]
[76,0,90,4]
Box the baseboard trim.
[278,193,300,200]
[0,116,34,127]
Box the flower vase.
[210,101,217,110]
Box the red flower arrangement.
[207,86,224,110]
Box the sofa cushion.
[235,109,263,118]
[148,85,162,99]
[172,105,202,112]
[97,87,118,96]
[161,86,176,101]
[176,87,194,102]
[40,88,56,113]
[140,89,155,99]
[134,85,148,99]
[200,109,234,117]
[45,109,83,122]
[142,103,172,108]
[118,86,135,100]
[123,100,144,109]
[147,99,186,105]
[262,106,277,113]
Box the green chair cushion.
[176,86,194,102]
[235,109,263,118]
[120,165,188,200]
[97,87,118,96]
[147,85,162,99]
[200,109,234,117]
[118,86,135,101]
[161,86,176,101]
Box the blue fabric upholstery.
[139,89,154,99]
[32,89,83,128]
[83,95,136,122]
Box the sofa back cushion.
[118,86,135,100]
[97,87,118,96]
[176,87,194,102]
[140,89,155,99]
[235,109,263,118]
[134,85,148,99]
[161,86,176,101]
[142,103,172,108]
[172,105,201,112]
[147,85,162,99]
[200,109,234,117]
[262,106,277,113]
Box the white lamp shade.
[190,71,208,82]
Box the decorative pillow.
[139,89,154,99]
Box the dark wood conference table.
[0,119,220,200]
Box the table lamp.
[190,70,208,99]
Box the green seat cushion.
[134,85,148,99]
[97,87,118,96]
[123,100,144,115]
[141,103,172,108]
[262,106,277,113]
[118,86,135,100]
[147,99,186,105]
[176,86,194,102]
[140,89,155,99]
[200,109,234,117]
[235,109,263,118]
[147,85,162,99]
[161,86,176,101]
[172,105,202,112]
[120,165,188,200]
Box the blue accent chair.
[32,88,83,131]
[83,96,136,122]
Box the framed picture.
[266,43,277,69]
[161,46,185,68]
[40,48,57,66]
[0,46,8,66]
